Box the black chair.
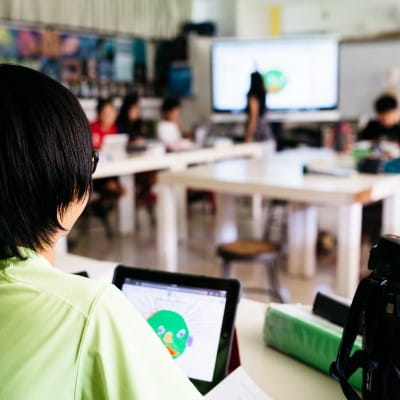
[217,239,283,303]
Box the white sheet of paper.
[204,366,273,400]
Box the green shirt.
[0,248,202,400]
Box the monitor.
[211,36,339,113]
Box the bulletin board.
[0,24,146,84]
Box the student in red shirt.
[90,98,124,235]
[90,98,117,150]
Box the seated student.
[90,97,117,150]
[116,93,156,221]
[157,97,193,151]
[90,98,124,229]
[358,94,400,143]
[0,64,201,399]
[116,92,145,147]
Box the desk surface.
[159,157,400,205]
[93,143,266,179]
[56,254,344,399]
[236,299,343,399]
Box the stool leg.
[266,259,283,303]
[221,260,232,278]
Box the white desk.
[236,299,344,399]
[56,254,344,399]
[157,157,400,298]
[92,143,267,236]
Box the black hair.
[246,71,267,117]
[116,93,142,141]
[96,97,114,115]
[161,97,180,114]
[0,64,93,259]
[375,94,398,114]
[116,93,139,127]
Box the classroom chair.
[217,239,283,303]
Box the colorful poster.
[114,37,134,82]
[0,26,16,58]
[16,28,39,58]
[0,22,144,89]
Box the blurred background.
[2,0,400,304]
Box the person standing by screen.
[244,71,273,143]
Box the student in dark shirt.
[359,94,400,245]
[115,93,144,146]
[359,94,400,142]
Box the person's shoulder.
[157,120,174,134]
[366,119,380,128]
[158,120,170,128]
[358,119,379,137]
[109,124,118,134]
[90,120,100,130]
[37,267,111,318]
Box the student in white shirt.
[157,97,193,151]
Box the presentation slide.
[122,280,227,382]
[212,37,339,112]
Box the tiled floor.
[70,201,370,305]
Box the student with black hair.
[90,97,117,149]
[116,92,144,146]
[90,97,124,232]
[244,71,273,143]
[359,94,400,142]
[157,97,182,144]
[157,97,194,151]
[0,64,201,399]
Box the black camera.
[331,235,400,399]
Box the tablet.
[113,266,241,394]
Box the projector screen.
[211,37,339,113]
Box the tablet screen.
[122,278,227,382]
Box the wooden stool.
[217,239,283,303]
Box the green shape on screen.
[147,310,190,359]
[263,70,287,93]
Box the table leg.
[215,194,238,244]
[287,204,302,276]
[251,194,264,239]
[287,203,317,277]
[176,185,188,242]
[118,174,135,234]
[157,183,178,272]
[170,162,188,242]
[252,194,263,220]
[302,205,318,278]
[382,191,400,235]
[337,203,362,299]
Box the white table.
[57,143,267,255]
[93,143,267,235]
[56,254,344,399]
[236,299,344,399]
[157,157,400,298]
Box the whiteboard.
[340,40,400,119]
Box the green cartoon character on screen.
[147,310,192,358]
[263,70,287,93]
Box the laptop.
[100,134,129,161]
[113,266,241,394]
